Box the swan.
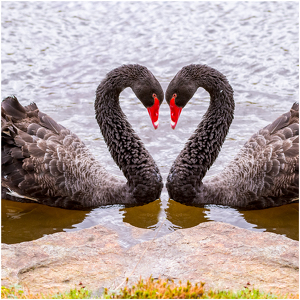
[1,64,164,209]
[165,64,299,209]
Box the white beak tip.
[170,120,176,129]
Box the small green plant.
[1,277,299,299]
[1,285,91,299]
[105,277,207,299]
[105,276,298,299]
[2,285,27,299]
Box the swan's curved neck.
[192,73,235,181]
[94,67,162,200]
[167,67,235,202]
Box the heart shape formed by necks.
[169,95,182,129]
[147,95,160,129]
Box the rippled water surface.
[2,1,299,243]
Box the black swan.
[1,64,164,209]
[165,64,299,209]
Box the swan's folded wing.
[264,102,299,134]
[244,104,298,207]
[262,104,299,199]
[213,103,299,208]
[1,96,86,208]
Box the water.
[1,1,299,244]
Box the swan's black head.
[98,64,164,129]
[129,65,164,129]
[166,65,199,129]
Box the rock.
[1,222,299,295]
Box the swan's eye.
[173,93,177,98]
[152,93,157,98]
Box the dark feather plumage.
[1,65,163,209]
[166,65,299,209]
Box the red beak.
[147,97,160,129]
[170,97,182,129]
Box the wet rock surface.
[1,222,298,295]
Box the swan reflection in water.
[1,199,161,244]
[2,198,298,244]
[165,200,299,241]
[1,199,88,244]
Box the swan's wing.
[1,96,101,209]
[214,103,299,208]
[264,102,298,135]
[257,103,299,204]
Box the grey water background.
[1,1,298,244]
